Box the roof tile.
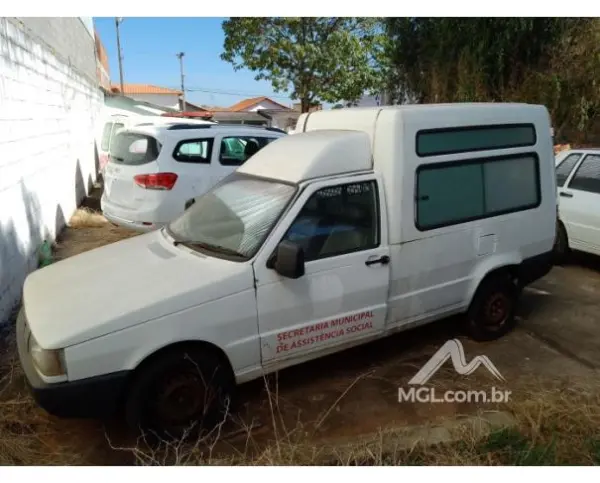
[110,84,182,95]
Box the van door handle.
[559,192,573,198]
[365,255,390,266]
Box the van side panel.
[374,105,555,327]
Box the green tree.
[221,17,383,113]
[383,18,600,143]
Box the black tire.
[465,273,518,342]
[553,221,569,265]
[124,347,235,440]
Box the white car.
[100,124,286,231]
[554,148,600,260]
[97,114,216,175]
[18,103,555,438]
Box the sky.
[93,17,295,109]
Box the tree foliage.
[221,18,383,112]
[384,18,600,142]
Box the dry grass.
[2,315,600,466]
[0,326,81,465]
[53,208,139,261]
[102,374,600,466]
[68,208,110,229]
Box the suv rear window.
[110,132,161,166]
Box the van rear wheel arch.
[466,268,520,342]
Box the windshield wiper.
[172,239,245,258]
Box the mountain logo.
[408,339,505,385]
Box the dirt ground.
[2,186,600,464]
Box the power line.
[182,87,292,101]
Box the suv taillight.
[134,173,178,190]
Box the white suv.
[100,124,286,231]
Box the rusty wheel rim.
[483,292,510,329]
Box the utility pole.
[176,52,186,110]
[115,17,125,95]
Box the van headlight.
[28,336,66,377]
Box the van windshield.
[166,173,296,260]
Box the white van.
[100,124,286,231]
[17,103,556,437]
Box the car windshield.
[167,173,296,260]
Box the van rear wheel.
[466,274,518,342]
[124,348,235,440]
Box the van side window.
[567,155,600,194]
[219,136,273,166]
[173,139,213,164]
[556,153,582,187]
[282,181,379,261]
[416,153,540,230]
[416,124,536,157]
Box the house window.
[416,153,540,230]
[416,124,536,157]
[282,181,379,261]
[173,139,213,164]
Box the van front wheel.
[466,274,518,342]
[124,348,235,440]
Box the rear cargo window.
[110,132,161,166]
[416,124,536,157]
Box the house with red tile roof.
[227,96,292,112]
[109,84,183,110]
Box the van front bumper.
[16,310,129,419]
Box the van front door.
[254,176,390,367]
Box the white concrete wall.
[0,17,103,324]
[127,93,180,110]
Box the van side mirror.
[272,241,305,279]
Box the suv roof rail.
[163,123,287,133]
[265,126,287,134]
[166,124,213,130]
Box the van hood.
[22,230,254,349]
